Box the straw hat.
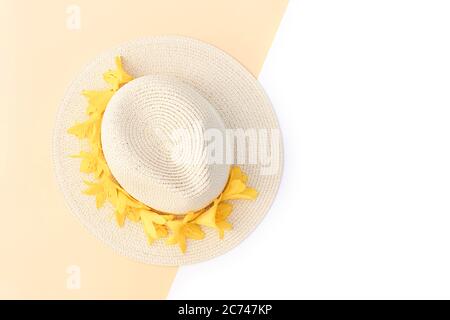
[53,36,283,265]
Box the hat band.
[67,57,258,253]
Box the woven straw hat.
[53,36,283,265]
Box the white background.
[169,0,450,299]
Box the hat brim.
[53,36,283,265]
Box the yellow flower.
[216,202,233,239]
[82,180,107,209]
[102,176,120,203]
[67,117,97,140]
[141,210,169,244]
[114,189,145,214]
[71,151,105,178]
[82,90,114,116]
[115,204,143,226]
[167,213,205,253]
[115,209,126,227]
[222,167,258,201]
[194,200,220,229]
[195,200,233,239]
[103,56,133,90]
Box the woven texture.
[53,36,283,265]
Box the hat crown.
[101,75,230,214]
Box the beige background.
[0,0,287,299]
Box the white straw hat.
[53,36,283,265]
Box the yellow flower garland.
[68,57,258,253]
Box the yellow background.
[0,0,287,299]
